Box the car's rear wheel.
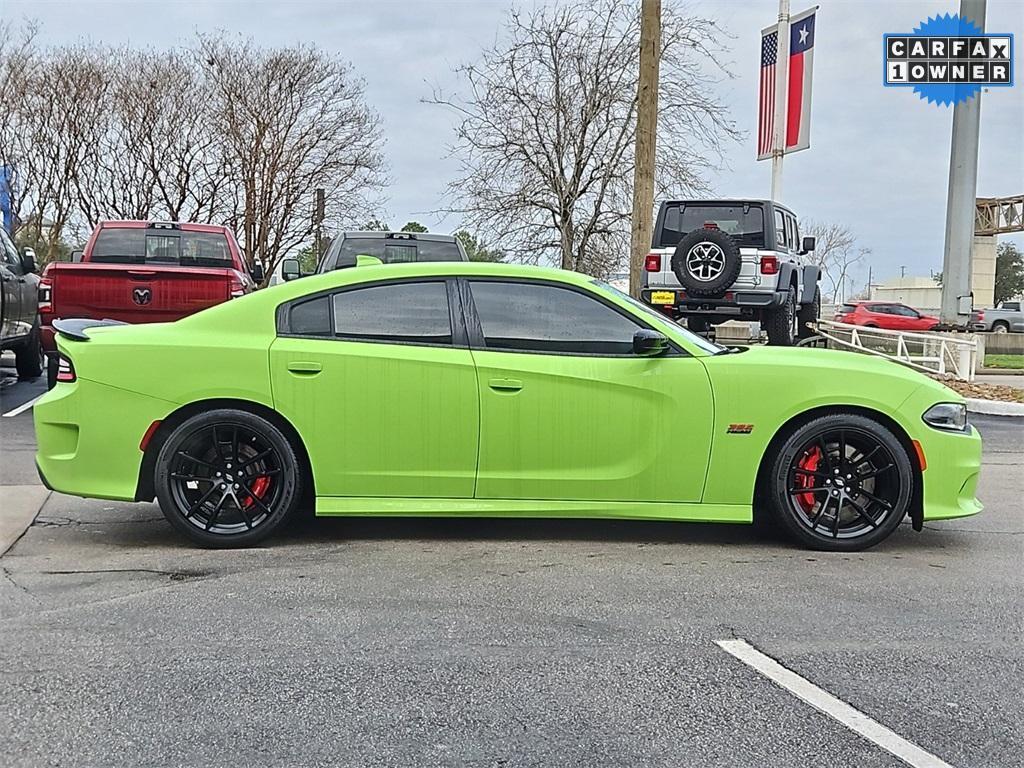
[796,286,820,339]
[15,323,44,380]
[764,286,797,346]
[687,316,711,334]
[767,414,913,551]
[992,322,1009,334]
[154,409,301,548]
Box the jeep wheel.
[797,286,820,339]
[670,229,742,297]
[687,316,711,334]
[764,287,797,346]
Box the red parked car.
[39,221,261,387]
[834,301,939,331]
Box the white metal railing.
[815,321,979,382]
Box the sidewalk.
[975,374,1024,390]
[0,486,50,556]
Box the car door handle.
[488,377,523,392]
[287,361,322,375]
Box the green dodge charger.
[34,262,982,551]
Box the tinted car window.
[1,228,21,268]
[332,281,451,345]
[91,229,233,267]
[469,281,641,355]
[336,237,463,266]
[658,204,765,248]
[288,296,332,336]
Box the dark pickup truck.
[0,226,43,380]
[39,221,261,386]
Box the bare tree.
[0,22,40,236]
[15,44,109,258]
[803,220,868,303]
[426,0,738,276]
[200,36,385,274]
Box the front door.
[465,279,714,503]
[270,278,479,499]
[0,229,24,339]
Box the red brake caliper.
[243,476,271,508]
[795,447,822,511]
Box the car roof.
[339,231,458,243]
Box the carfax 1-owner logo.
[884,13,1013,105]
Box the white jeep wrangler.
[640,199,820,345]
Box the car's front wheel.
[154,409,302,548]
[767,414,914,551]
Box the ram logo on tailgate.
[132,287,152,306]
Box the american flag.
[758,29,778,159]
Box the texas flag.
[786,8,815,153]
[757,7,815,159]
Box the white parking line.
[2,394,43,418]
[715,639,955,768]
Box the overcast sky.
[8,0,1023,287]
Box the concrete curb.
[0,485,51,557]
[965,397,1024,417]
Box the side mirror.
[20,247,37,274]
[281,258,301,282]
[250,261,265,283]
[633,328,669,357]
[71,249,84,263]
[801,236,816,254]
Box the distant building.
[869,276,941,312]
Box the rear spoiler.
[52,318,128,342]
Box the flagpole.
[770,0,791,203]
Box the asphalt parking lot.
[1,362,1022,768]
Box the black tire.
[992,322,1009,334]
[15,322,44,380]
[764,286,797,346]
[796,286,820,339]
[687,316,711,334]
[766,413,913,551]
[46,354,58,390]
[154,409,302,548]
[670,229,742,297]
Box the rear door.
[270,278,479,498]
[465,278,714,503]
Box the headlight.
[922,402,967,432]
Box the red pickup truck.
[40,221,261,386]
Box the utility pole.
[900,265,906,278]
[770,0,791,202]
[940,0,986,326]
[314,188,325,264]
[628,0,661,298]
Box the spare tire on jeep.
[670,228,742,297]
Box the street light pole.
[770,0,791,203]
[940,0,986,326]
[628,0,661,298]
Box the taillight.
[976,311,984,320]
[38,275,53,312]
[760,255,779,274]
[229,275,245,299]
[55,354,76,383]
[644,253,662,272]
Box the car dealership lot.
[1,371,1022,767]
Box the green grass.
[984,354,1024,370]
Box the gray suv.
[641,200,820,345]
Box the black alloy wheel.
[768,414,913,551]
[154,409,301,547]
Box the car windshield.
[336,237,463,265]
[590,280,725,355]
[658,203,765,248]
[90,229,233,267]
